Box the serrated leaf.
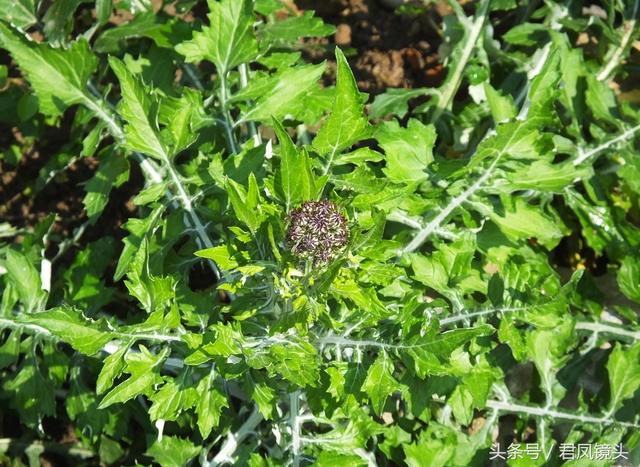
[237,63,325,123]
[362,352,398,415]
[0,0,37,29]
[175,0,257,73]
[617,256,640,303]
[99,365,162,409]
[369,88,428,119]
[25,306,114,355]
[225,177,260,232]
[3,249,47,314]
[261,11,335,43]
[146,436,200,467]
[272,118,313,210]
[0,24,96,117]
[607,342,640,412]
[149,370,198,421]
[108,56,171,161]
[377,119,436,184]
[94,12,165,53]
[312,48,371,165]
[196,373,229,438]
[483,82,516,123]
[96,344,129,395]
[5,359,56,427]
[42,0,83,44]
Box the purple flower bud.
[286,200,349,264]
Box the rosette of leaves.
[1,0,640,466]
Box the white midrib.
[399,143,506,255]
[430,0,489,123]
[82,90,222,279]
[596,0,640,82]
[485,399,639,428]
[573,123,640,166]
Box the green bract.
[1,0,640,465]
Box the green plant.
[1,0,640,465]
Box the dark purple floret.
[286,200,349,264]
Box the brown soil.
[295,0,445,93]
[0,124,141,260]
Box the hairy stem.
[573,123,640,166]
[399,153,502,255]
[219,72,239,154]
[206,406,263,466]
[430,0,490,123]
[485,399,639,428]
[83,89,222,280]
[596,0,640,82]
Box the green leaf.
[403,424,455,467]
[312,48,371,165]
[185,323,243,364]
[124,238,176,313]
[3,249,47,314]
[502,22,549,46]
[99,348,166,409]
[94,12,165,53]
[225,177,260,232]
[96,343,129,395]
[483,82,516,123]
[0,329,20,370]
[272,118,313,210]
[607,342,640,413]
[0,24,96,116]
[369,88,428,119]
[42,0,83,44]
[410,253,449,294]
[25,306,114,355]
[0,0,36,28]
[175,0,257,73]
[83,152,130,224]
[96,0,112,25]
[617,256,640,303]
[149,370,198,421]
[146,436,200,467]
[261,11,335,43]
[485,198,566,249]
[196,372,229,438]
[4,358,56,427]
[362,352,399,415]
[237,63,325,123]
[377,119,436,184]
[108,57,171,161]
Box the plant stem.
[573,123,640,166]
[485,399,639,428]
[206,406,263,466]
[83,89,223,280]
[219,72,239,154]
[399,153,502,255]
[239,63,261,146]
[289,391,302,467]
[430,0,490,123]
[596,0,640,82]
[575,321,640,342]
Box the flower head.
[286,200,349,264]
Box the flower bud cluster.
[286,200,349,264]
